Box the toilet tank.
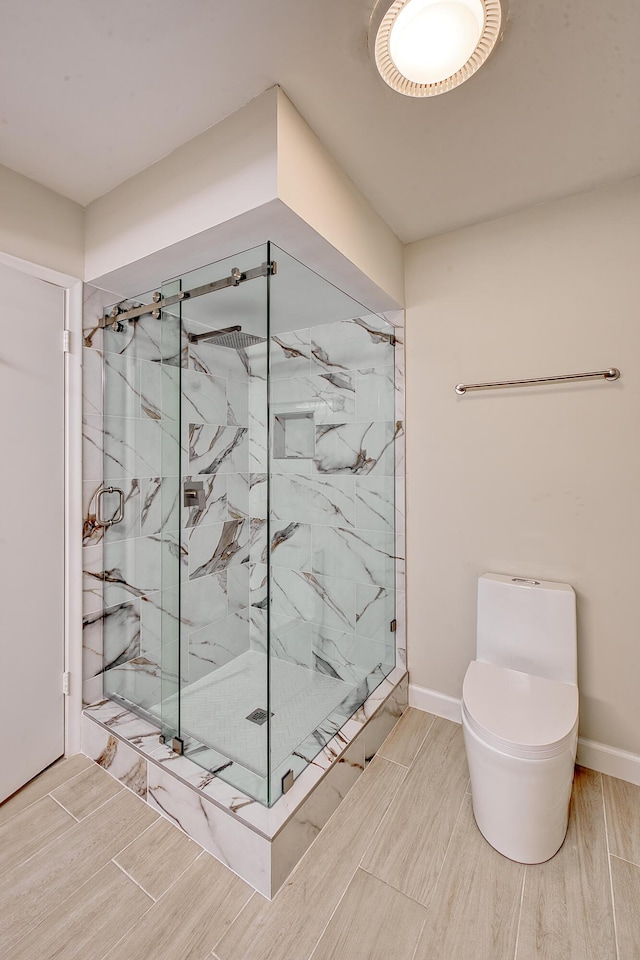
[477,574,577,684]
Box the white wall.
[0,162,83,277]
[84,89,279,283]
[405,176,640,757]
[277,89,404,308]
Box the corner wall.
[404,176,640,761]
[0,162,83,277]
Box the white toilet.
[462,573,579,864]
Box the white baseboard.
[409,683,461,724]
[409,682,640,786]
[576,738,640,786]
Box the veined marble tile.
[182,474,227,529]
[82,416,103,483]
[334,664,394,721]
[356,583,396,643]
[249,562,268,611]
[187,610,251,682]
[188,518,250,578]
[310,317,395,373]
[103,655,163,717]
[363,677,407,762]
[248,379,267,473]
[269,330,311,380]
[140,477,179,536]
[355,476,395,533]
[272,474,355,527]
[103,417,166,480]
[83,674,103,707]
[312,526,395,589]
[272,568,356,633]
[180,369,227,426]
[395,419,405,476]
[271,522,311,570]
[355,365,395,422]
[188,334,251,381]
[147,765,271,897]
[103,312,179,364]
[227,472,250,519]
[271,371,356,425]
[227,564,250,612]
[138,357,163,419]
[82,610,103,681]
[227,378,249,427]
[82,346,103,416]
[270,615,313,668]
[310,623,392,680]
[82,284,112,351]
[181,572,228,631]
[395,589,407,669]
[248,472,267,519]
[81,717,147,798]
[188,423,248,476]
[83,543,104,616]
[102,534,185,608]
[314,421,396,476]
[103,598,141,670]
[104,352,140,419]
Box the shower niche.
[83,241,406,893]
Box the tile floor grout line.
[47,793,81,821]
[0,756,88,829]
[110,814,165,864]
[111,858,160,903]
[418,783,469,908]
[306,861,366,960]
[358,863,433,909]
[601,775,621,960]
[211,891,260,958]
[610,851,640,868]
[378,711,436,769]
[512,866,527,960]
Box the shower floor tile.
[162,651,353,778]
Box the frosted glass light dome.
[371,0,502,97]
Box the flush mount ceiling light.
[370,0,503,97]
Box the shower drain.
[246,708,273,725]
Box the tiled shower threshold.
[82,666,407,897]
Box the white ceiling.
[1,0,639,243]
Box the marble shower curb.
[82,667,407,897]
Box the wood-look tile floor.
[2,710,639,960]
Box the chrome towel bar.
[455,367,620,395]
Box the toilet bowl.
[462,574,579,863]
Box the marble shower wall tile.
[103,599,141,670]
[271,371,356,424]
[227,378,249,427]
[355,477,395,534]
[269,330,311,380]
[310,317,395,373]
[270,522,312,570]
[182,475,227,529]
[272,474,356,527]
[312,526,395,589]
[188,424,248,476]
[271,568,356,633]
[82,611,103,682]
[188,518,250,578]
[314,421,396,476]
[81,717,148,799]
[187,610,251,683]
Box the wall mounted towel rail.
[455,367,620,395]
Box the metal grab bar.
[455,367,620,395]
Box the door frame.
[0,249,83,758]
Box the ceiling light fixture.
[370,0,503,97]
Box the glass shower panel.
[268,245,396,803]
[101,287,181,726]
[174,244,271,805]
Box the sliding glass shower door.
[101,242,396,806]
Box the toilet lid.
[463,660,579,759]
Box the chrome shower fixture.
[187,324,266,349]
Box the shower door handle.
[96,486,125,527]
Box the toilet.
[462,573,579,864]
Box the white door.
[0,260,65,802]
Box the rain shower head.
[187,325,266,350]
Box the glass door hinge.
[390,619,397,633]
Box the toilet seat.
[462,660,578,760]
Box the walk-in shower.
[96,242,397,806]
